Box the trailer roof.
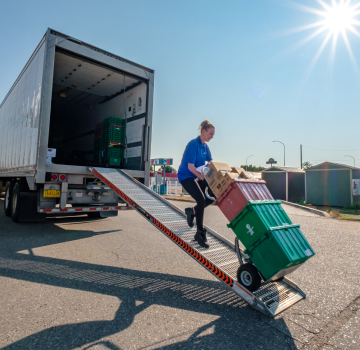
[1,28,154,109]
[50,29,154,74]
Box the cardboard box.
[204,162,234,198]
[204,162,261,198]
[231,167,257,180]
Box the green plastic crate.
[99,147,123,165]
[244,224,315,281]
[102,116,126,127]
[227,200,292,249]
[101,147,124,158]
[107,156,122,166]
[101,116,126,147]
[99,154,122,166]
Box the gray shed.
[305,162,360,208]
[261,166,305,202]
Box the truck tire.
[11,182,21,221]
[87,210,118,219]
[87,204,118,219]
[237,263,262,292]
[11,183,46,222]
[87,212,105,219]
[4,181,15,216]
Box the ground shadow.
[0,202,297,349]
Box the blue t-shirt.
[178,136,212,182]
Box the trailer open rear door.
[90,167,306,317]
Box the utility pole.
[300,144,302,169]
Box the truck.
[0,28,154,222]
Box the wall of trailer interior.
[0,40,45,173]
[48,50,148,170]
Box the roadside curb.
[163,196,331,217]
[163,195,195,203]
[281,201,330,217]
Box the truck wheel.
[11,183,21,222]
[11,182,46,222]
[87,212,105,219]
[237,263,262,292]
[4,181,15,216]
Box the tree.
[302,161,313,170]
[159,165,177,173]
[240,164,264,172]
[150,165,154,172]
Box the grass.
[295,200,360,221]
[339,216,360,222]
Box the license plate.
[44,190,60,198]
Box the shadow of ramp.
[83,341,122,350]
[1,296,146,350]
[0,211,121,256]
[139,318,297,350]
[0,255,298,350]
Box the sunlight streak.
[285,1,328,16]
[350,1,360,11]
[328,30,339,73]
[276,25,328,59]
[347,24,360,37]
[279,0,360,79]
[270,21,327,39]
[316,0,333,12]
[341,28,360,73]
[301,31,333,85]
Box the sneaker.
[194,230,209,248]
[185,208,195,228]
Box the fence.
[149,177,183,196]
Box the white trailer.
[0,29,154,221]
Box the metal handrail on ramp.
[90,167,306,317]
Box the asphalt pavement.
[0,197,359,350]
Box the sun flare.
[280,0,360,78]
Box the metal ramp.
[90,167,306,317]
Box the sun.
[278,0,360,78]
[323,1,357,33]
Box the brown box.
[231,167,257,180]
[204,162,237,198]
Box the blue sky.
[1,0,360,169]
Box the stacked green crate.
[100,116,126,166]
[227,200,315,281]
[101,117,126,147]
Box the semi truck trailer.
[0,28,154,221]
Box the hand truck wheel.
[237,263,262,292]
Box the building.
[261,166,305,202]
[305,162,360,207]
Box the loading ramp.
[90,167,306,317]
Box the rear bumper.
[38,205,133,213]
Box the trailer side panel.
[0,37,46,176]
